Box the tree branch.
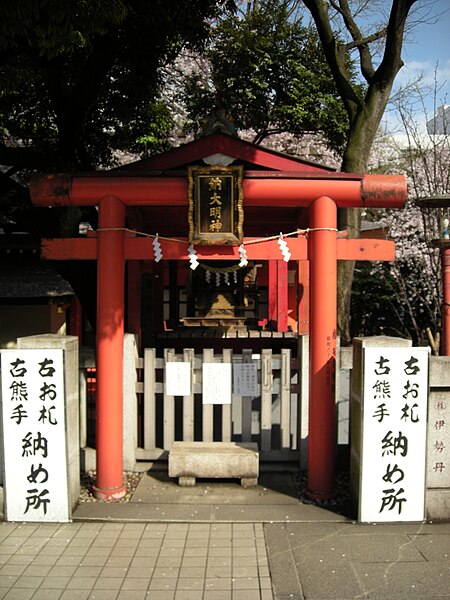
[376,0,418,89]
[342,27,388,52]
[332,0,376,81]
[302,0,362,120]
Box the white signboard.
[1,349,69,522]
[202,363,232,404]
[233,363,258,396]
[165,362,191,396]
[360,347,429,522]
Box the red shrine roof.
[115,132,335,174]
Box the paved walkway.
[0,521,271,600]
[1,472,449,599]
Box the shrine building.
[30,130,407,501]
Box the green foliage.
[351,262,401,338]
[0,0,234,172]
[179,3,351,151]
[0,0,129,57]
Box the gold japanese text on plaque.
[188,165,244,245]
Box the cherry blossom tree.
[352,75,449,350]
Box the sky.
[384,0,450,133]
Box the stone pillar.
[123,333,138,471]
[427,355,450,520]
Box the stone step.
[168,441,259,487]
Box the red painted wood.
[277,261,288,333]
[93,196,126,501]
[127,260,142,351]
[41,236,395,262]
[119,133,332,173]
[154,261,165,333]
[442,248,450,355]
[268,261,278,326]
[287,266,298,333]
[297,261,310,335]
[31,174,407,209]
[307,196,337,500]
[68,296,83,343]
[41,238,97,259]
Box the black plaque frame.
[188,165,244,245]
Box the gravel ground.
[294,470,353,516]
[78,469,351,513]
[78,471,144,503]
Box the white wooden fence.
[134,348,300,462]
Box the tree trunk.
[336,100,390,344]
[302,0,417,344]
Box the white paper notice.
[1,349,69,522]
[202,363,232,404]
[165,362,191,396]
[360,347,429,523]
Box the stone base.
[169,442,259,486]
[426,489,450,521]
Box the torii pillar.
[93,196,127,499]
[308,196,337,498]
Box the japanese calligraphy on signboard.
[202,363,232,404]
[1,349,69,522]
[233,363,258,397]
[188,165,244,245]
[427,390,450,488]
[165,362,192,397]
[359,347,429,522]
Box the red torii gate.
[30,162,406,501]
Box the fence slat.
[281,348,291,449]
[261,349,272,451]
[144,348,156,451]
[241,349,253,443]
[163,348,175,450]
[222,349,233,442]
[202,349,214,442]
[183,348,195,442]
